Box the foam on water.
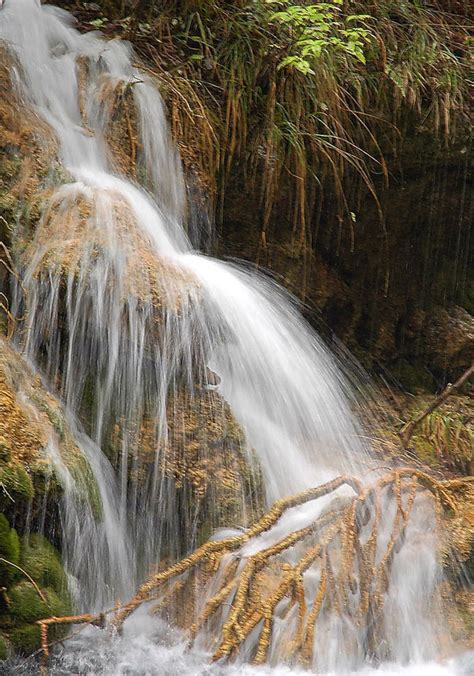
[46,613,472,676]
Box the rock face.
[0,50,82,631]
[0,44,60,300]
[423,306,474,375]
[0,336,101,519]
[0,341,52,511]
[219,135,473,390]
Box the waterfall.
[0,1,468,674]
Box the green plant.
[268,1,372,74]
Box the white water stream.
[0,1,470,674]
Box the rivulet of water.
[0,1,466,673]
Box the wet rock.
[0,336,102,520]
[423,305,474,376]
[9,581,69,625]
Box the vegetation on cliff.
[54,0,473,385]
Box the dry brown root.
[38,613,106,659]
[111,473,363,630]
[36,468,473,667]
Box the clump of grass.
[416,405,473,476]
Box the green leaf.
[89,18,108,28]
[346,15,372,22]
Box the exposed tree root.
[38,613,106,659]
[36,468,473,666]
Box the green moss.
[9,581,69,624]
[0,515,20,585]
[0,515,11,551]
[0,632,9,660]
[29,458,63,504]
[29,394,102,518]
[0,190,18,225]
[391,359,436,393]
[9,615,70,656]
[9,623,41,655]
[30,394,65,440]
[0,462,34,501]
[411,436,439,467]
[0,442,10,463]
[0,527,71,657]
[0,615,13,632]
[66,454,102,520]
[8,529,20,570]
[7,577,71,655]
[20,195,43,233]
[20,534,67,593]
[0,154,21,182]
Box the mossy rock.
[410,436,440,467]
[8,623,41,655]
[8,581,69,624]
[29,457,64,505]
[0,336,102,519]
[9,619,70,656]
[0,529,71,657]
[9,529,20,570]
[20,534,67,593]
[28,393,103,518]
[0,189,19,225]
[391,359,436,393]
[0,632,9,660]
[67,455,103,520]
[0,462,34,502]
[0,515,20,586]
[7,582,70,656]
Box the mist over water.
[0,1,469,673]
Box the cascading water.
[0,1,470,674]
